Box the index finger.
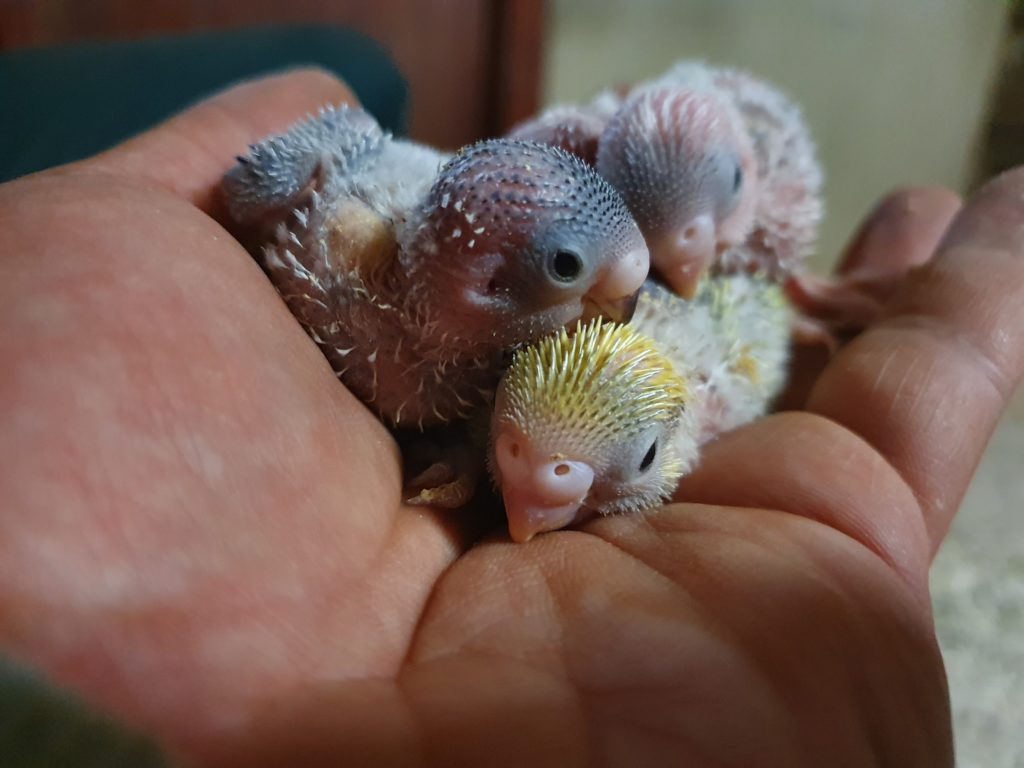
[807,167,1024,554]
[84,68,355,216]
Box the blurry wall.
[542,0,1008,270]
[976,5,1024,185]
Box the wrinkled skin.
[1,70,1022,767]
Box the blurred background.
[2,1,1022,765]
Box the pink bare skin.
[1,70,1022,767]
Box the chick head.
[596,88,757,297]
[411,140,650,349]
[491,318,692,542]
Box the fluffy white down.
[632,273,791,442]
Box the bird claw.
[406,461,455,490]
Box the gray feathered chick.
[223,105,650,429]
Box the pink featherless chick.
[510,61,874,339]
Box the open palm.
[1,71,1021,767]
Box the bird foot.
[785,272,885,349]
[399,420,487,510]
[785,272,885,329]
[404,461,478,508]
[401,460,481,507]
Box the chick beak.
[582,245,648,323]
[653,214,716,299]
[494,433,595,543]
[582,290,640,324]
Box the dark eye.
[551,250,583,282]
[639,441,657,472]
[732,164,743,194]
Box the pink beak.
[494,432,595,543]
[582,245,649,323]
[652,214,716,299]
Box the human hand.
[1,70,1021,767]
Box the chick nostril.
[682,225,698,243]
[510,442,521,458]
[533,459,595,504]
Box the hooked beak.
[582,290,640,324]
[494,432,595,543]
[653,214,716,299]
[582,245,648,323]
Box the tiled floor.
[544,2,1022,765]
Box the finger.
[778,188,962,410]
[807,167,1024,554]
[674,413,931,591]
[836,188,962,280]
[85,68,355,215]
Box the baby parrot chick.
[492,318,691,541]
[509,60,823,301]
[491,270,792,542]
[222,105,650,430]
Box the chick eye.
[550,250,583,282]
[732,164,743,195]
[639,441,657,472]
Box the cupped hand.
[1,72,1021,767]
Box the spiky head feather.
[496,319,689,454]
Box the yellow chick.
[491,272,791,541]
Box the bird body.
[223,105,650,429]
[491,270,792,541]
[631,275,791,442]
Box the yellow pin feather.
[499,319,689,446]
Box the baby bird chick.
[509,60,823,301]
[223,105,650,429]
[492,319,691,541]
[491,271,792,542]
